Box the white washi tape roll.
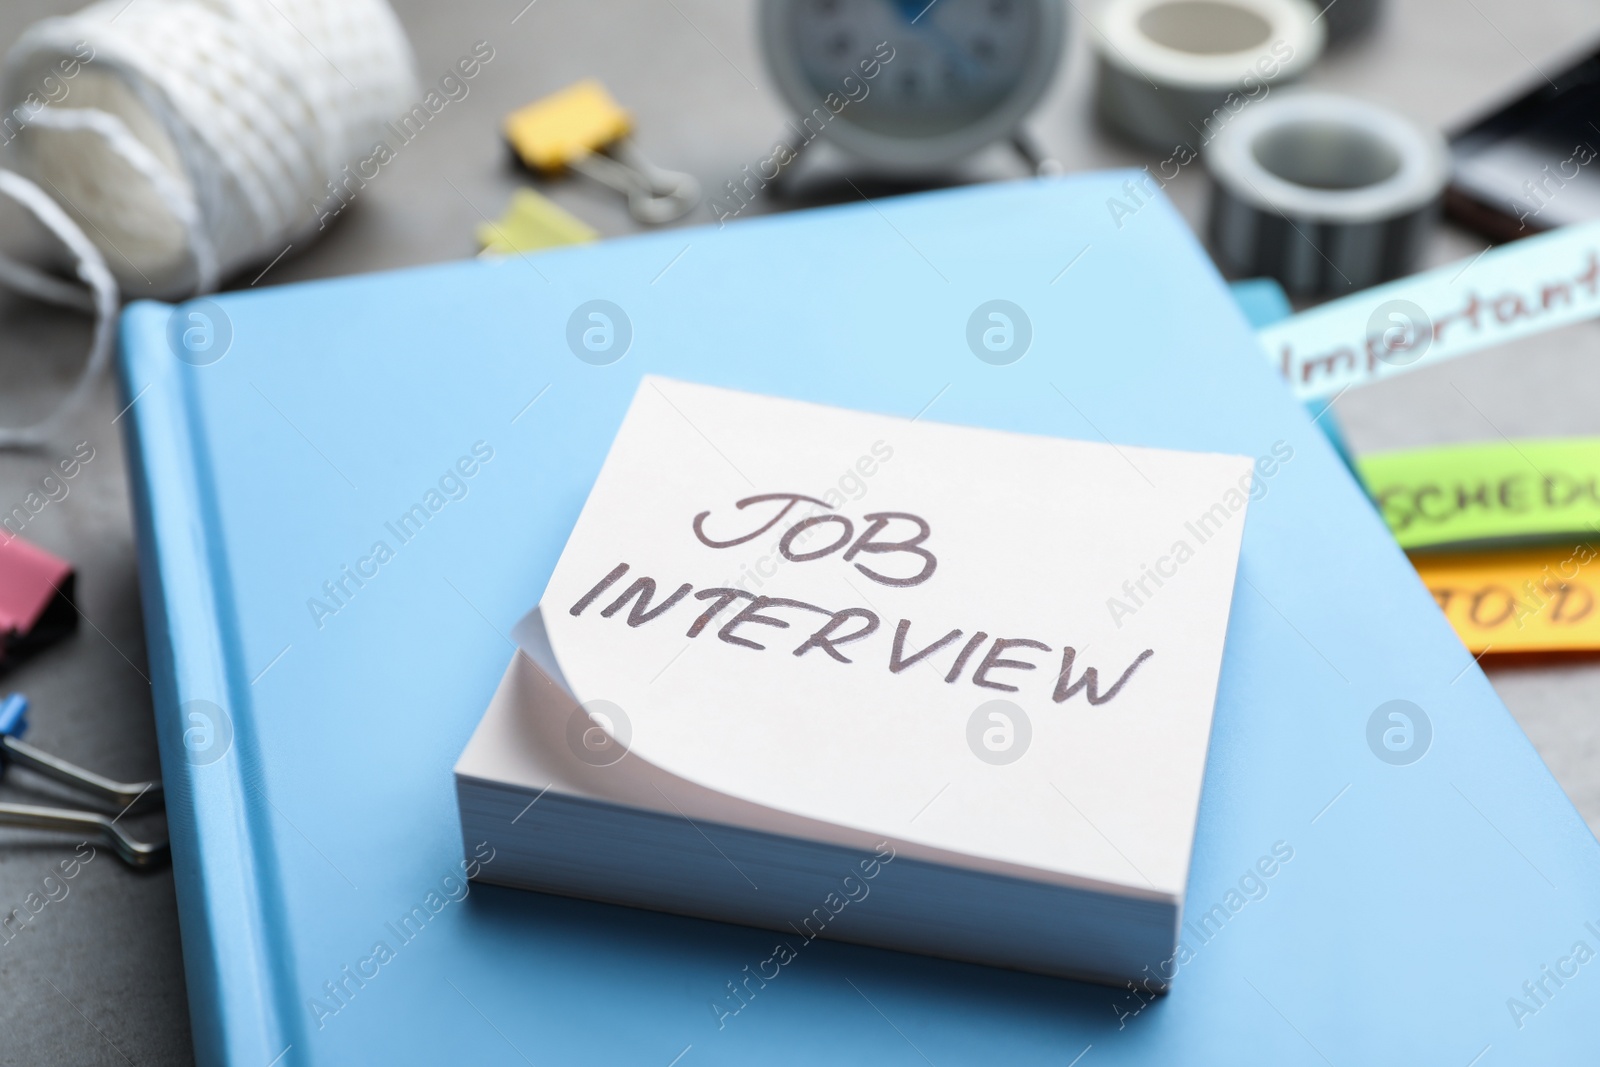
[0,169,117,448]
[0,0,418,300]
[1207,91,1449,296]
[1092,0,1323,151]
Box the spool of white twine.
[0,0,418,445]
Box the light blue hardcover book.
[119,173,1600,1066]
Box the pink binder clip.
[0,534,75,670]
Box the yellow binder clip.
[505,79,699,225]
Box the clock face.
[785,0,1045,138]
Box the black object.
[1449,39,1600,241]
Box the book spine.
[118,301,294,1066]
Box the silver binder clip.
[0,693,167,868]
[566,140,701,225]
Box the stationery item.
[116,175,1600,1065]
[1228,276,1293,326]
[1410,543,1600,654]
[1358,438,1600,551]
[505,79,631,172]
[1230,276,1358,468]
[1448,36,1600,240]
[505,79,699,224]
[0,0,417,449]
[0,693,166,867]
[0,169,116,447]
[757,0,1065,172]
[1092,0,1322,151]
[476,188,598,256]
[457,377,1252,987]
[0,534,76,669]
[1207,91,1448,295]
[1260,216,1600,400]
[0,0,419,298]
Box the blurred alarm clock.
[759,0,1066,171]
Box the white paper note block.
[457,376,1256,982]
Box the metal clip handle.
[0,736,162,814]
[0,696,167,869]
[0,801,167,868]
[569,139,700,225]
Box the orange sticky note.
[1410,542,1600,653]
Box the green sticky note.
[1357,438,1600,549]
[477,188,598,255]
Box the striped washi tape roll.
[1207,91,1449,296]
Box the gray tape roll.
[1205,91,1449,296]
[1092,0,1324,151]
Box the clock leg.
[1011,128,1063,177]
[764,125,823,200]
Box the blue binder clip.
[0,693,167,868]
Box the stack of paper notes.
[1258,219,1600,657]
[1357,438,1600,653]
[456,377,1257,987]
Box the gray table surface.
[1,0,1598,1062]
